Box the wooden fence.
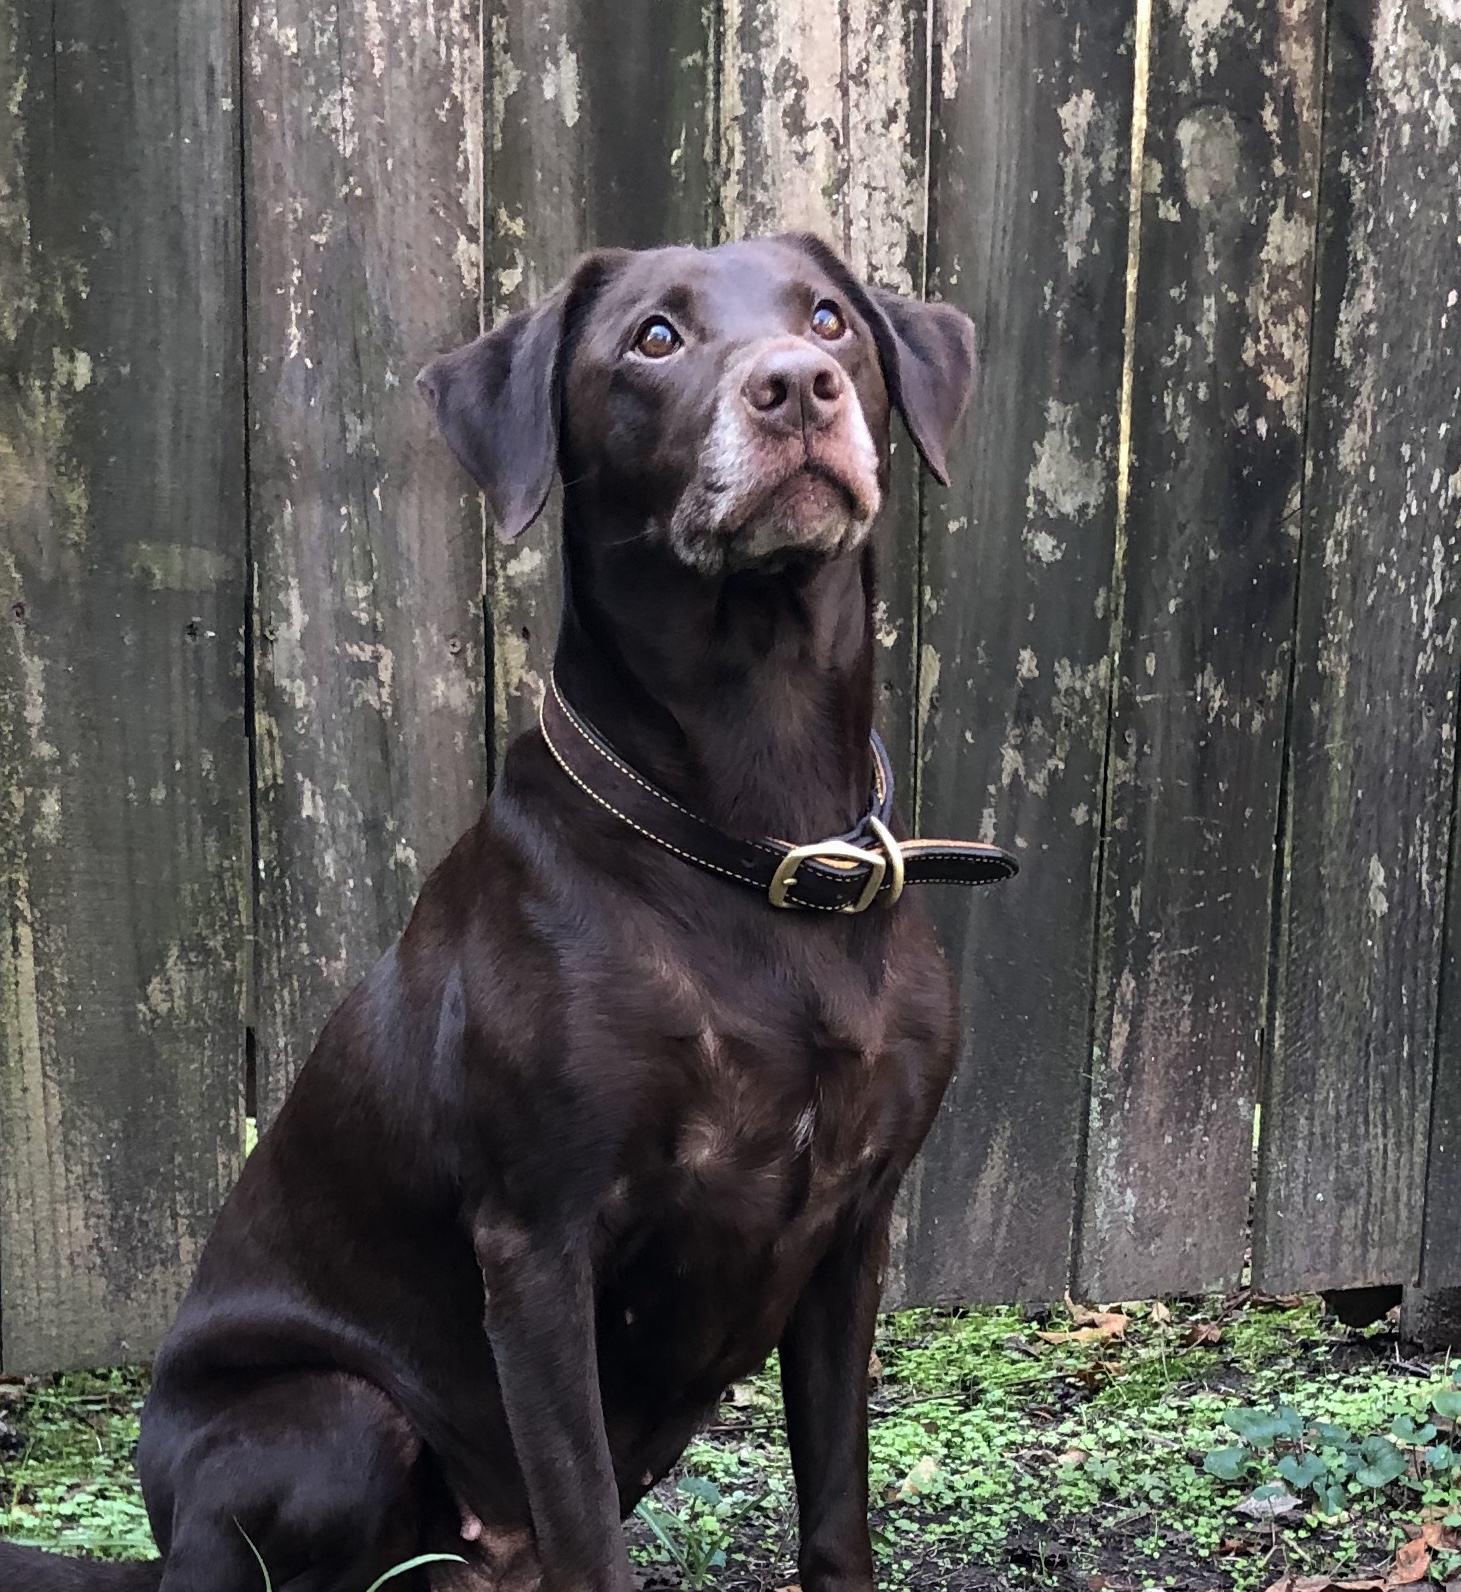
[1,0,1458,1373]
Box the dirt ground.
[2,1296,1458,1592]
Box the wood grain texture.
[1078,0,1324,1300]
[1256,0,1461,1295]
[247,0,488,1115]
[895,0,1132,1305]
[1427,800,1461,1286]
[719,0,928,781]
[485,0,716,758]
[0,0,248,1367]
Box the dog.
[0,233,1012,1591]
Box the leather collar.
[538,676,1017,913]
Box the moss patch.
[2,1297,1458,1591]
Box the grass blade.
[235,1521,273,1592]
[363,1552,467,1592]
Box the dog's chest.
[605,932,923,1201]
[599,985,914,1269]
[591,1008,906,1406]
[670,1022,881,1193]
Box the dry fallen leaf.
[1037,1327,1108,1345]
[1065,1290,1100,1323]
[1055,1447,1089,1467]
[1038,1316,1129,1346]
[1070,1359,1125,1390]
[1150,1301,1173,1324]
[866,1350,884,1387]
[1186,1322,1223,1347]
[1387,1534,1431,1586]
[1063,1292,1131,1337]
[1217,1536,1259,1556]
[1237,1486,1301,1520]
[897,1455,942,1498]
[1392,1520,1461,1582]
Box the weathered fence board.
[1256,0,1461,1295]
[1427,815,1461,1288]
[247,0,488,1115]
[896,0,1133,1305]
[1412,9,1461,1303]
[485,1,717,761]
[1079,0,1324,1300]
[0,0,248,1368]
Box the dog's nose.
[742,347,846,436]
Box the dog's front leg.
[778,1198,893,1592]
[472,1213,633,1592]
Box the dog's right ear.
[417,254,623,540]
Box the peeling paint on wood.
[248,0,488,1112]
[1258,0,1461,1295]
[721,0,849,247]
[899,0,1133,1305]
[0,0,249,1369]
[1080,0,1325,1300]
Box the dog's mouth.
[714,455,878,569]
[733,457,870,534]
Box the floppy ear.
[417,291,566,540]
[863,286,978,486]
[784,234,978,486]
[417,253,625,540]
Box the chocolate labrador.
[0,234,1014,1592]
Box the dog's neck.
[550,517,878,844]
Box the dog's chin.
[671,471,878,575]
[728,474,864,564]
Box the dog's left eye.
[810,301,847,340]
[632,317,682,359]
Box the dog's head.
[419,236,976,574]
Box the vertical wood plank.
[1424,842,1461,1284]
[0,0,248,1368]
[248,0,488,1114]
[485,0,717,758]
[850,0,931,784]
[897,0,1132,1305]
[1412,9,1461,1299]
[719,0,928,780]
[1077,0,1325,1299]
[1257,0,1461,1295]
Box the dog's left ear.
[417,252,624,540]
[787,235,977,486]
[862,287,977,487]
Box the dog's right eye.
[632,318,682,359]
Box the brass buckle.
[769,821,906,913]
[866,815,906,906]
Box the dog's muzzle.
[666,338,882,573]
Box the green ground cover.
[2,1295,1457,1590]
